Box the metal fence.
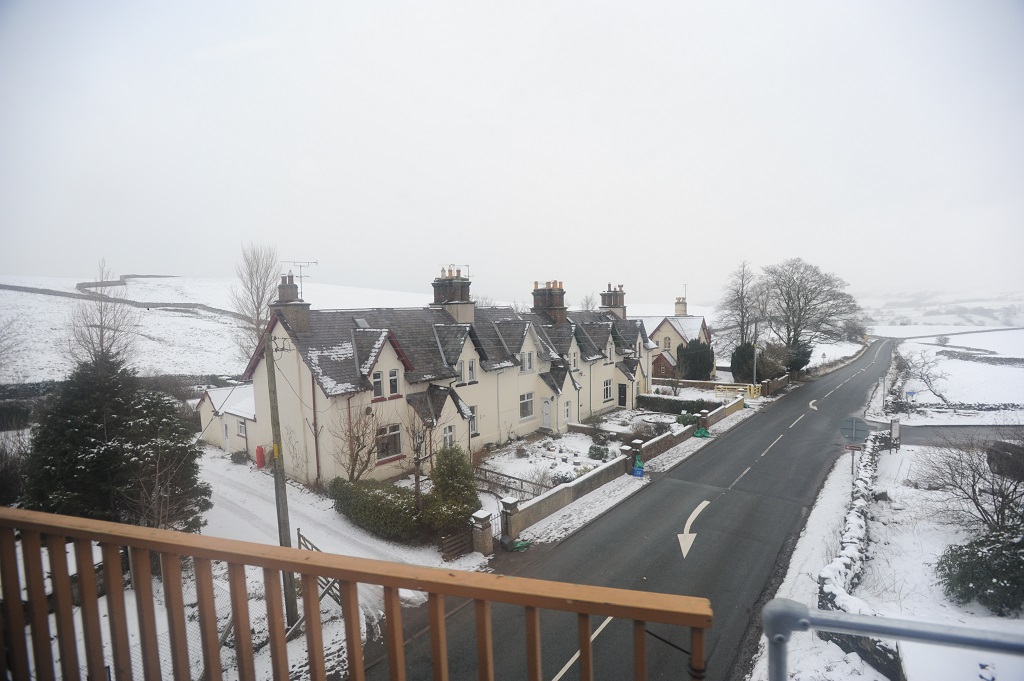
[762,598,1024,681]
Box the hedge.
[328,478,422,542]
[637,395,722,415]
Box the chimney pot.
[456,268,461,277]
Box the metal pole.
[264,330,299,626]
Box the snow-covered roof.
[201,385,256,420]
[640,315,708,344]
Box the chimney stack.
[531,279,567,324]
[675,296,688,316]
[430,265,474,323]
[270,271,311,332]
[599,283,627,319]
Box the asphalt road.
[366,340,896,681]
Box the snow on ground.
[748,442,1024,681]
[518,400,768,544]
[807,341,865,368]
[871,324,1016,339]
[864,328,1024,426]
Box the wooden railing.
[0,506,713,680]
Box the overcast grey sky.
[1,1,1021,306]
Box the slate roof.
[645,316,708,344]
[406,384,471,426]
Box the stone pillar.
[699,410,710,430]
[471,509,494,556]
[621,445,633,474]
[499,497,519,547]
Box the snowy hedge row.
[816,433,902,679]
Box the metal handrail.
[762,598,1024,681]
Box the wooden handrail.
[1,506,713,679]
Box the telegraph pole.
[264,329,299,626]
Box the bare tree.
[328,404,385,482]
[230,243,280,362]
[717,261,759,346]
[759,258,860,350]
[64,259,142,365]
[896,346,950,405]
[914,431,1024,533]
[578,292,598,311]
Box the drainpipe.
[311,377,321,485]
[496,369,502,444]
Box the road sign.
[840,417,870,442]
[843,444,863,451]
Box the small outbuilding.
[196,385,257,459]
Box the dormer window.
[519,351,533,373]
[372,371,383,398]
[389,369,399,395]
[468,359,476,382]
[456,360,464,383]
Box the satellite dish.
[364,406,373,416]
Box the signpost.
[891,418,901,453]
[840,417,870,497]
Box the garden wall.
[507,455,627,537]
[706,396,745,427]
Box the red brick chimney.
[599,283,627,319]
[271,272,311,332]
[531,279,567,324]
[430,266,474,323]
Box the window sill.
[375,454,404,467]
[468,380,478,385]
[520,416,536,422]
[387,394,403,400]
[603,398,614,403]
[371,396,386,403]
[470,432,480,438]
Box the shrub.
[328,478,421,542]
[677,340,715,380]
[730,343,756,384]
[588,444,609,461]
[0,400,32,431]
[430,445,480,509]
[935,527,1024,616]
[230,449,248,465]
[421,497,476,537]
[936,335,951,346]
[677,413,698,426]
[551,471,574,485]
[637,395,722,415]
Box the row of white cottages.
[198,271,710,486]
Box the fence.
[2,506,713,681]
[474,466,553,500]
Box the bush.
[588,444,609,461]
[936,335,951,346]
[730,343,757,384]
[637,395,722,415]
[230,449,248,465]
[0,400,32,431]
[551,471,574,485]
[328,478,421,542]
[430,445,480,510]
[677,413,698,426]
[935,527,1024,616]
[677,339,715,380]
[421,497,476,537]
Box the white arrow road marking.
[678,500,711,558]
[809,400,818,410]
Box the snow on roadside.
[519,402,767,544]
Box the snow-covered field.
[864,329,1024,426]
[748,440,1024,681]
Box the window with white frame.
[520,392,534,419]
[468,405,478,434]
[519,351,533,373]
[564,401,570,420]
[237,420,246,437]
[376,424,401,458]
[456,360,464,383]
[603,379,612,401]
[442,424,455,448]
[389,369,399,395]
[468,359,476,382]
[372,371,383,398]
[572,352,577,369]
[664,337,671,350]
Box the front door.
[541,400,552,429]
[618,383,627,407]
[223,422,230,452]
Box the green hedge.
[637,395,722,415]
[328,478,422,542]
